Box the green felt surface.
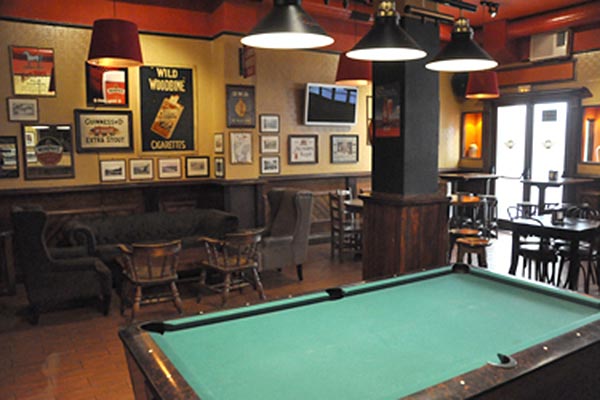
[151,269,600,400]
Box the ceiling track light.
[404,5,455,25]
[346,0,427,62]
[427,0,478,12]
[425,16,498,72]
[480,1,499,18]
[241,0,334,50]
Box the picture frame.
[226,85,255,128]
[186,156,210,178]
[74,109,133,153]
[260,135,280,154]
[260,156,280,175]
[230,132,253,164]
[10,46,56,96]
[158,158,182,179]
[581,105,600,163]
[288,135,318,164]
[129,158,154,180]
[214,132,224,154]
[0,137,19,178]
[214,157,225,178]
[22,124,74,180]
[374,83,401,138]
[259,114,280,133]
[86,64,129,107]
[330,135,359,164]
[99,160,126,182]
[7,98,38,122]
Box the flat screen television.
[304,83,358,126]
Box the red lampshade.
[87,19,143,67]
[335,53,372,86]
[465,70,499,99]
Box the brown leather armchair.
[11,206,112,324]
[260,189,313,281]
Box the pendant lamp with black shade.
[346,0,426,62]
[465,70,499,99]
[241,0,334,50]
[87,18,143,67]
[425,17,497,72]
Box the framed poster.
[7,98,38,122]
[259,114,279,133]
[288,135,318,164]
[99,160,126,182]
[74,109,133,153]
[214,132,224,154]
[186,156,209,178]
[230,132,252,164]
[158,158,182,179]
[330,135,359,163]
[9,46,56,96]
[129,159,153,180]
[215,157,225,178]
[226,85,255,128]
[22,124,74,180]
[374,83,401,138]
[581,105,600,163]
[0,137,19,178]
[140,66,194,151]
[260,156,280,175]
[260,135,279,154]
[86,64,128,107]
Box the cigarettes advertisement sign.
[140,66,194,152]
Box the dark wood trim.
[261,171,370,182]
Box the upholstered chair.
[11,206,112,324]
[260,189,313,281]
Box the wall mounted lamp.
[346,0,426,62]
[241,0,334,49]
[87,18,143,67]
[425,17,498,72]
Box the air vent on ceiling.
[529,31,570,62]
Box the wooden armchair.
[198,229,265,306]
[117,240,183,320]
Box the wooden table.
[521,177,593,215]
[507,215,600,291]
[439,172,498,195]
[344,198,364,213]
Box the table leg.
[509,232,520,275]
[537,187,547,215]
[567,239,580,291]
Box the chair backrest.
[11,205,53,274]
[120,240,181,283]
[565,203,600,220]
[329,191,353,228]
[202,229,263,270]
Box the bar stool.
[456,237,490,268]
[449,228,480,262]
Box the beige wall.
[0,20,372,190]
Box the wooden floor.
[0,232,596,400]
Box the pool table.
[119,265,600,399]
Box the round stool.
[449,228,480,262]
[456,237,490,268]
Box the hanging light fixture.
[241,0,334,50]
[346,0,426,62]
[425,17,497,72]
[335,53,372,86]
[465,70,499,99]
[87,18,143,67]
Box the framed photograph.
[260,156,280,175]
[288,135,318,164]
[7,98,38,122]
[10,46,56,96]
[99,160,126,182]
[214,157,225,178]
[0,137,19,178]
[74,109,133,153]
[260,135,279,154]
[226,85,255,128]
[129,158,153,180]
[22,124,74,180]
[186,156,209,178]
[214,132,224,154]
[86,64,128,107]
[230,132,253,164]
[374,83,401,138]
[331,135,359,163]
[259,114,280,133]
[158,158,182,179]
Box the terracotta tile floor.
[0,234,596,400]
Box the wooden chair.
[117,240,183,321]
[198,229,266,306]
[329,190,362,260]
